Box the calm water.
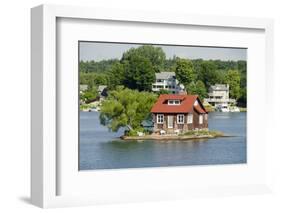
[79,111,246,170]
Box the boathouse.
[150,94,208,134]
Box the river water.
[79,111,246,170]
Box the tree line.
[80,45,247,105]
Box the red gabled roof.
[194,105,206,113]
[150,94,207,114]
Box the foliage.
[80,103,97,110]
[80,104,90,110]
[80,87,99,103]
[157,89,172,95]
[163,56,177,71]
[108,62,125,89]
[124,127,146,136]
[237,87,247,107]
[79,59,119,73]
[80,72,109,88]
[121,45,166,72]
[225,70,241,100]
[196,61,220,88]
[79,45,247,105]
[99,87,157,132]
[187,80,207,100]
[122,55,155,91]
[204,104,215,112]
[175,58,195,88]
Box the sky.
[79,42,247,62]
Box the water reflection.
[79,111,246,170]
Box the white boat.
[216,104,230,112]
[88,106,100,112]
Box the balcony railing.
[204,98,236,103]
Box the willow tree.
[99,87,157,132]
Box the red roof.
[150,94,207,114]
[194,105,206,113]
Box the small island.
[119,93,228,141]
[121,130,226,141]
[99,89,228,141]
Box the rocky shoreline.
[121,131,233,141]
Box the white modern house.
[152,72,184,94]
[204,84,236,107]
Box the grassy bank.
[239,107,247,112]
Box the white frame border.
[31,4,274,208]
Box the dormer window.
[168,100,180,105]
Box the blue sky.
[79,42,247,62]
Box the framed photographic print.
[78,41,247,170]
[31,4,274,208]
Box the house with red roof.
[150,94,208,134]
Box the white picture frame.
[31,4,274,208]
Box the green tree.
[123,54,155,91]
[175,58,195,90]
[99,87,157,132]
[122,45,166,72]
[157,89,172,95]
[93,73,109,85]
[237,87,247,106]
[108,62,125,89]
[81,87,98,103]
[225,70,241,100]
[79,72,109,89]
[79,59,119,73]
[188,80,207,100]
[197,61,219,88]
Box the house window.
[168,100,180,105]
[157,114,164,124]
[187,114,193,124]
[177,114,184,124]
[199,115,203,124]
[204,114,208,120]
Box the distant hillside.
[79,59,119,73]
[80,58,246,75]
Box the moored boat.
[216,104,230,112]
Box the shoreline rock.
[121,133,232,141]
